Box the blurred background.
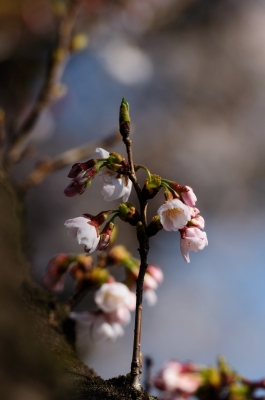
[1,0,265,390]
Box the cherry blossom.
[96,147,132,202]
[180,227,208,263]
[64,216,100,254]
[94,282,135,313]
[157,199,191,231]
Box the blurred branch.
[4,0,81,170]
[19,130,121,191]
[0,109,6,170]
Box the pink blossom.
[41,253,69,293]
[181,186,197,207]
[189,215,205,230]
[64,215,100,254]
[157,199,191,231]
[153,360,202,395]
[180,227,208,263]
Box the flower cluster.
[64,147,132,201]
[71,282,136,342]
[157,184,208,263]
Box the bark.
[0,176,156,400]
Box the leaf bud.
[119,98,130,139]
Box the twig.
[4,0,81,170]
[19,130,121,192]
[122,131,150,390]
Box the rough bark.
[0,176,156,400]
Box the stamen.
[165,208,183,219]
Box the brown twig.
[4,0,81,170]
[122,132,150,390]
[19,130,121,192]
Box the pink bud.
[181,186,197,207]
[64,179,86,197]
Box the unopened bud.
[119,97,130,139]
[108,245,131,264]
[90,267,109,285]
[97,222,115,250]
[118,202,140,226]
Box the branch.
[19,130,120,191]
[4,0,81,170]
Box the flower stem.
[134,164,152,182]
[122,134,150,390]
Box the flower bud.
[97,222,115,251]
[41,253,70,293]
[64,160,103,197]
[90,267,110,285]
[118,202,140,226]
[67,160,96,178]
[180,186,197,207]
[119,98,130,139]
[108,245,131,265]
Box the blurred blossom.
[98,39,153,85]
[70,311,126,344]
[95,282,135,313]
[153,360,202,397]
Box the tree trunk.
[0,176,156,400]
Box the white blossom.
[157,199,191,231]
[64,216,100,254]
[94,282,134,313]
[96,147,132,202]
